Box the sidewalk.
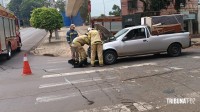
[191,38,200,47]
[31,26,89,58]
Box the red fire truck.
[0,6,22,59]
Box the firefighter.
[71,34,90,68]
[66,24,79,65]
[87,27,103,67]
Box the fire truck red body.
[0,6,21,59]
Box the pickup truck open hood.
[94,24,113,43]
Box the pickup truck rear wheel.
[167,43,181,57]
[104,50,117,65]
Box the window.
[125,28,146,40]
[12,20,16,36]
[4,18,10,38]
[0,17,5,38]
[9,19,14,36]
[114,28,129,39]
[128,0,137,10]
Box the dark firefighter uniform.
[66,24,78,61]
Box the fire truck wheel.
[6,45,12,60]
[17,46,21,52]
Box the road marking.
[133,102,153,111]
[190,70,200,73]
[45,68,67,71]
[42,63,157,78]
[76,104,131,112]
[169,67,183,70]
[36,87,114,104]
[47,59,66,62]
[185,91,200,98]
[39,77,117,88]
[193,56,200,59]
[48,61,68,64]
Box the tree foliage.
[109,4,121,16]
[7,0,49,26]
[55,0,65,13]
[7,0,23,19]
[99,14,106,18]
[30,7,63,42]
[20,0,46,26]
[139,0,171,12]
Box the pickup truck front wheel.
[167,43,181,57]
[104,50,117,65]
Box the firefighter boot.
[78,61,84,67]
[68,59,75,65]
[83,59,90,66]
[74,60,80,68]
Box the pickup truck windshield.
[112,29,129,40]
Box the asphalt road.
[0,29,200,112]
[20,28,47,51]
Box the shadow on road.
[0,51,21,64]
[116,51,199,64]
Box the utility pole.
[88,0,91,26]
[103,0,106,15]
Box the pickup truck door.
[121,28,150,55]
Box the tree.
[99,14,106,18]
[7,0,23,18]
[20,0,46,26]
[109,4,121,16]
[139,0,170,12]
[55,0,65,13]
[7,0,48,26]
[30,7,63,43]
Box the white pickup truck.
[94,25,191,65]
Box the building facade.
[121,0,198,34]
[121,0,198,15]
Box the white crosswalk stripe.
[42,63,158,78]
[39,76,118,88]
[36,62,185,112]
[36,87,114,104]
[192,56,200,59]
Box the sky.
[91,0,121,17]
